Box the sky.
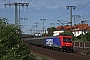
[0,0,90,34]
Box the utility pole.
[35,22,39,33]
[32,25,36,37]
[66,6,76,32]
[4,3,29,28]
[50,23,55,36]
[29,28,33,35]
[81,20,85,50]
[72,15,80,40]
[72,15,80,25]
[50,23,55,27]
[40,19,46,35]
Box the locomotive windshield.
[63,37,72,42]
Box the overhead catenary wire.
[20,0,23,2]
[73,3,90,19]
[3,0,90,33]
[4,0,14,23]
[74,2,90,11]
[45,2,90,28]
[28,0,32,3]
[52,2,90,20]
[48,10,69,21]
[28,0,38,6]
[7,0,90,21]
[49,2,90,22]
[17,1,90,34]
[9,6,14,23]
[21,1,90,34]
[4,1,90,20]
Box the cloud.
[1,0,90,9]
[30,0,63,9]
[30,0,90,10]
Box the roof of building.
[56,23,90,31]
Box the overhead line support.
[4,3,29,27]
[40,19,46,36]
[66,6,76,32]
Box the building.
[54,23,90,36]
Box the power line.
[4,5,13,23]
[72,15,80,25]
[20,0,23,2]
[9,6,14,22]
[35,2,90,29]
[81,14,90,19]
[48,2,90,22]
[28,0,38,6]
[54,2,90,19]
[28,0,32,3]
[45,2,90,27]
[4,8,11,23]
[49,10,68,21]
[4,3,29,27]
[74,2,90,11]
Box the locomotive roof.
[30,37,46,40]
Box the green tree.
[76,31,90,41]
[47,27,56,36]
[84,31,90,41]
[0,18,36,60]
[59,31,73,36]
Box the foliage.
[0,18,37,60]
[59,31,75,41]
[77,34,82,39]
[41,56,48,60]
[76,31,90,41]
[47,27,56,36]
[84,31,90,41]
[59,31,73,36]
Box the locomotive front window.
[63,38,72,42]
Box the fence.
[73,41,90,48]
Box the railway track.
[28,44,90,60]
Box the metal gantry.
[81,20,86,50]
[29,28,33,35]
[35,22,39,33]
[50,23,55,36]
[32,25,36,35]
[4,3,29,28]
[72,15,80,40]
[66,6,76,32]
[40,19,46,35]
[57,20,66,32]
[72,15,80,25]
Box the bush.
[0,19,37,60]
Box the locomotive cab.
[58,36,73,52]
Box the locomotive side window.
[63,38,72,42]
